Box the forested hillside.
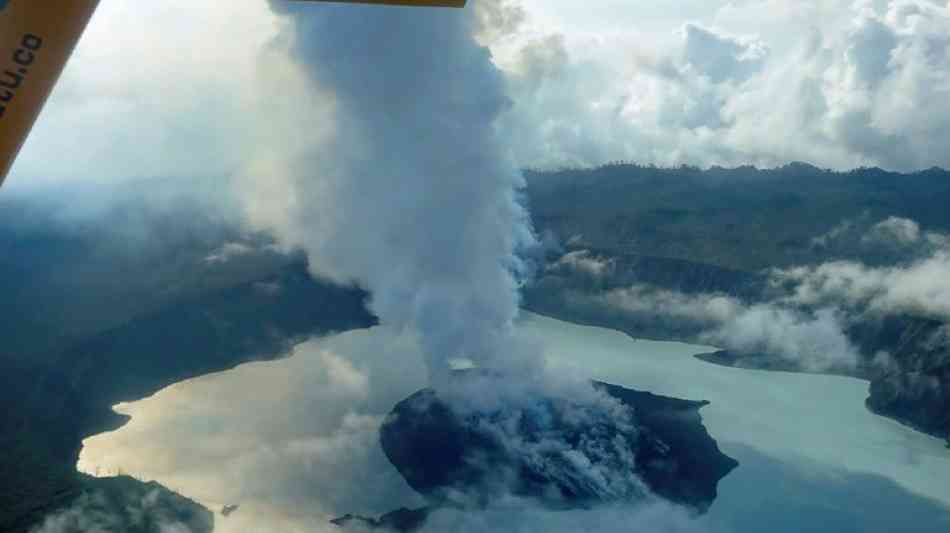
[525,163,950,444]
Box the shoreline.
[524,305,949,446]
[78,310,942,531]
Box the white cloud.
[31,489,206,533]
[551,250,615,278]
[702,306,861,372]
[203,242,254,265]
[587,217,949,372]
[602,285,743,326]
[812,217,861,248]
[8,0,279,188]
[864,217,922,245]
[240,2,540,390]
[497,0,950,171]
[7,0,950,192]
[810,215,945,260]
[775,251,950,321]
[597,284,861,372]
[681,23,769,84]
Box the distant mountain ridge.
[0,184,376,532]
[526,163,950,271]
[524,163,950,444]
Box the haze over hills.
[524,162,950,443]
[0,181,375,532]
[1,163,949,531]
[527,162,950,271]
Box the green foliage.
[526,163,950,444]
[0,183,376,532]
[527,163,950,272]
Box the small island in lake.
[333,372,738,531]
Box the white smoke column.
[238,10,655,503]
[252,1,538,386]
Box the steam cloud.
[563,216,950,373]
[775,217,950,322]
[238,1,675,522]
[600,284,861,373]
[244,1,538,387]
[30,489,208,533]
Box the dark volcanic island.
[333,373,738,531]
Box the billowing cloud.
[775,251,950,321]
[812,217,863,249]
[864,217,922,246]
[810,215,947,264]
[31,489,209,533]
[239,1,540,388]
[10,0,950,190]
[9,0,278,188]
[681,23,769,84]
[496,0,950,171]
[203,242,254,265]
[550,250,615,278]
[702,306,860,373]
[563,216,949,373]
[597,284,860,372]
[603,285,743,326]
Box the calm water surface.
[79,313,950,532]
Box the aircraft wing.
[303,1,466,5]
[0,0,466,187]
[0,0,100,186]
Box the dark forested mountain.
[524,163,950,444]
[0,182,375,532]
[527,163,950,270]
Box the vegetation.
[527,163,950,271]
[0,183,376,532]
[525,163,950,443]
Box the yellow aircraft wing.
[0,0,99,186]
[0,0,466,187]
[310,1,466,5]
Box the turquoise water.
[524,313,950,532]
[79,312,950,532]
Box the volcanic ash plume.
[236,5,740,519]
[247,1,538,387]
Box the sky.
[6,0,950,186]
